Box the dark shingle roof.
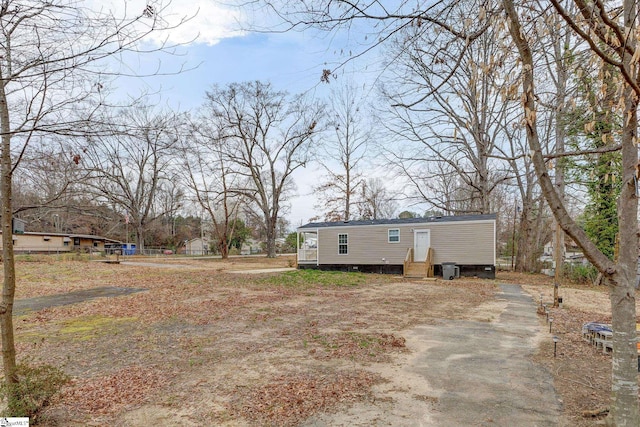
[297,213,497,229]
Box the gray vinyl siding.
[429,222,494,265]
[317,220,494,265]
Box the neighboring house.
[0,232,120,254]
[541,239,583,263]
[240,239,263,255]
[296,214,496,278]
[185,237,210,256]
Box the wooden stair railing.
[426,248,434,278]
[404,247,435,278]
[403,248,413,276]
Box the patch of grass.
[15,254,37,262]
[256,269,368,288]
[16,328,50,346]
[312,334,338,349]
[308,331,407,362]
[189,358,203,367]
[14,253,91,263]
[346,332,391,350]
[60,315,138,341]
[56,253,90,262]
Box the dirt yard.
[3,256,638,426]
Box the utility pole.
[553,221,563,307]
[552,28,567,308]
[511,201,519,271]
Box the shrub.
[563,263,599,285]
[0,362,69,424]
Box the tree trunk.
[219,236,229,259]
[135,226,145,255]
[0,72,18,402]
[344,167,351,221]
[605,78,640,425]
[504,0,639,423]
[516,208,539,272]
[265,232,276,258]
[607,272,639,426]
[265,216,277,258]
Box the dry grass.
[3,259,636,426]
[8,257,494,426]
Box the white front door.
[414,230,430,262]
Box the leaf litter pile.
[306,332,407,362]
[11,258,500,425]
[230,370,379,426]
[60,365,168,415]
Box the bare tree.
[313,83,370,221]
[204,81,323,258]
[0,0,188,406]
[547,10,571,300]
[381,16,512,216]
[154,173,185,247]
[496,120,550,272]
[83,105,183,253]
[357,177,397,220]
[181,116,243,259]
[11,138,87,225]
[504,0,639,422]
[9,138,147,238]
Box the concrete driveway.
[304,283,563,426]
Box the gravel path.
[304,283,562,426]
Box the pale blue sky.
[115,35,329,109]
[110,0,393,226]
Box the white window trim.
[388,229,400,243]
[338,233,348,255]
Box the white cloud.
[87,0,246,46]
[154,0,246,46]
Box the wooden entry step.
[404,248,434,278]
[404,261,427,278]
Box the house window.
[63,241,69,247]
[93,241,98,247]
[338,233,348,254]
[388,229,400,243]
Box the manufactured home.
[296,214,496,279]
